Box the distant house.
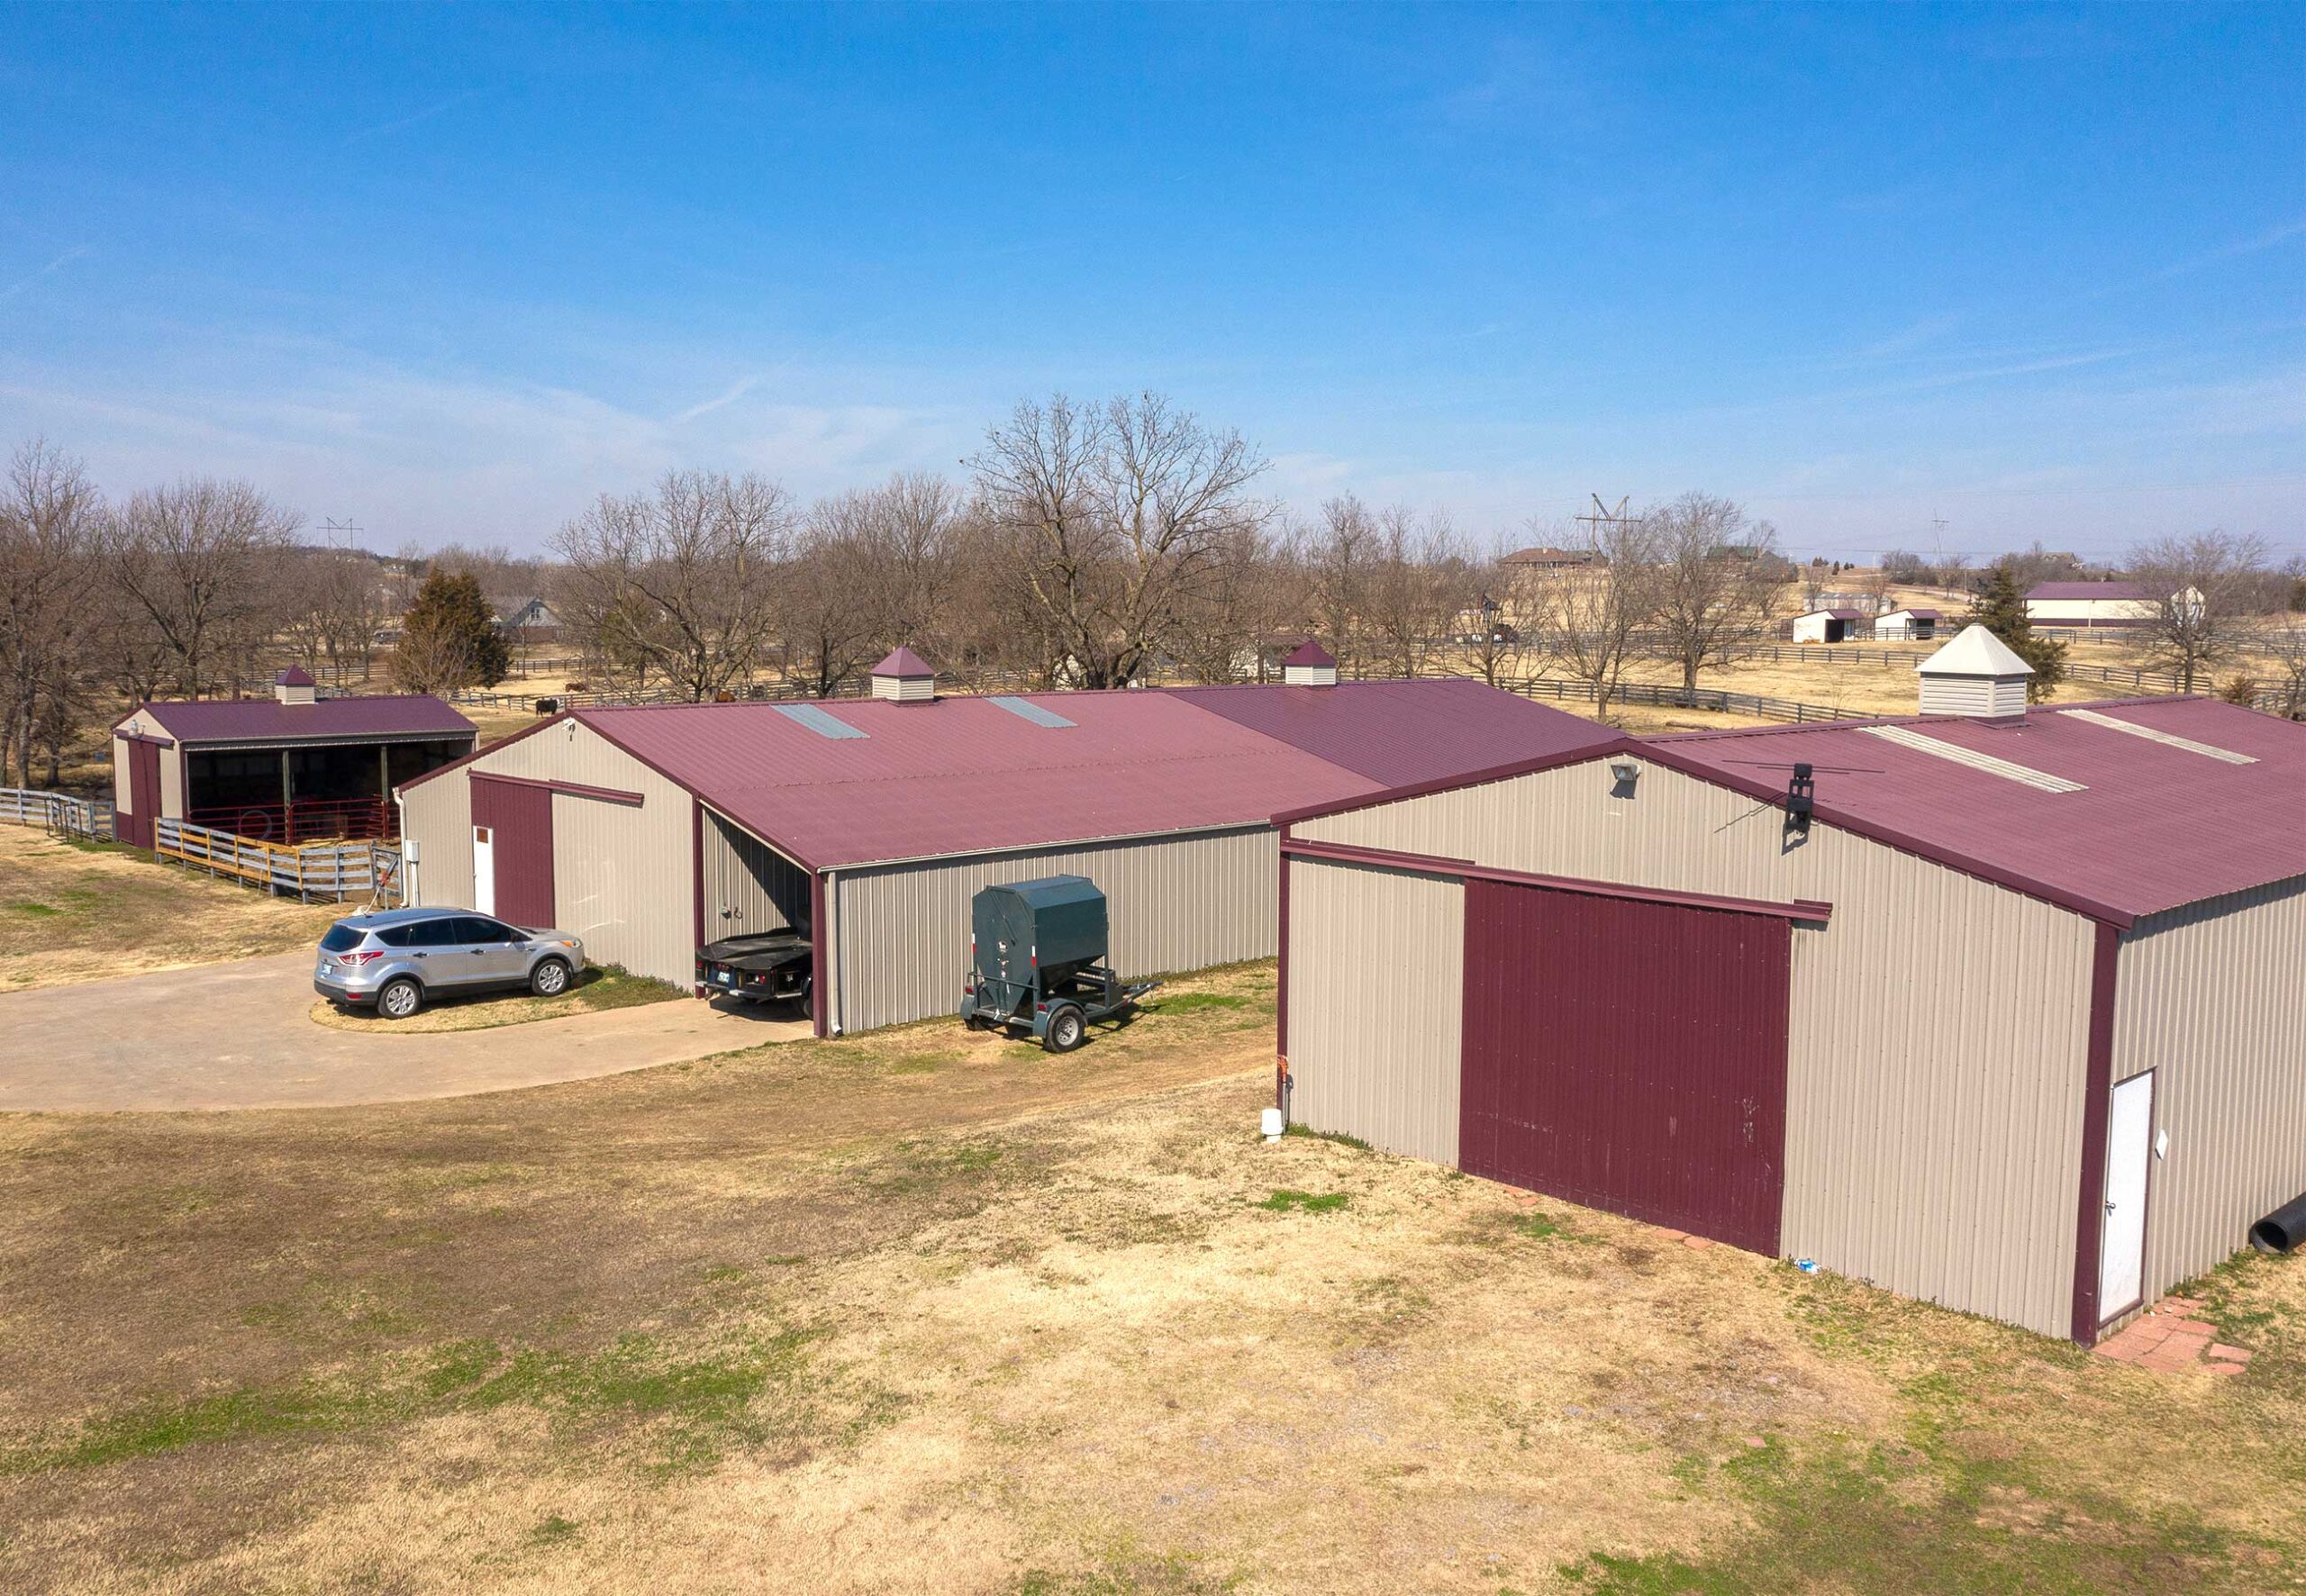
[1498,547,1605,621]
[111,669,477,848]
[498,597,565,646]
[2023,582,2202,630]
[1501,546,1603,570]
[1791,608,1867,643]
[1875,607,1941,641]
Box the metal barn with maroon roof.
[111,669,476,848]
[1275,625,2306,1346]
[395,648,1616,1037]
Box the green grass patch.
[1255,1190,1349,1214]
[1281,1123,1372,1152]
[529,1514,582,1547]
[6,1326,853,1478]
[6,902,60,917]
[1146,991,1248,1015]
[1508,1211,1575,1242]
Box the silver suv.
[313,907,587,1020]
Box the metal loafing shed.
[1274,686,2306,1347]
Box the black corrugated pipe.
[2249,1193,2306,1255]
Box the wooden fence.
[1497,677,1866,725]
[0,786,115,842]
[156,818,404,904]
[1734,645,2185,696]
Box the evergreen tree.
[1963,562,2065,702]
[391,570,509,693]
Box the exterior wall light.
[1608,757,1643,784]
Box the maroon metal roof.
[135,694,476,745]
[872,647,936,677]
[1897,608,1942,620]
[1803,608,1867,621]
[2028,582,2149,602]
[567,679,1612,871]
[276,666,316,686]
[1170,677,1616,788]
[1280,639,1337,667]
[1659,698,2306,919]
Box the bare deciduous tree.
[2128,530,2272,694]
[104,477,300,698]
[1643,493,1785,691]
[1529,519,1657,720]
[0,440,104,785]
[555,470,794,702]
[969,394,1271,689]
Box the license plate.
[717,971,734,985]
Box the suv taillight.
[339,950,385,966]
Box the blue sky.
[1,4,2300,560]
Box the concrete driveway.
[0,952,809,1112]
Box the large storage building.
[1276,628,2306,1345]
[396,650,1614,1036]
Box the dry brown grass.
[0,824,343,993]
[307,963,685,1034]
[0,958,2298,1592]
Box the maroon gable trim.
[2069,921,2123,1346]
[1281,837,1833,923]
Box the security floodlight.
[1608,757,1643,784]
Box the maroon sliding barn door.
[123,739,161,849]
[1459,879,1792,1254]
[470,777,556,928]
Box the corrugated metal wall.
[701,809,812,939]
[1297,757,2098,1339]
[1285,857,1464,1165]
[400,764,473,909]
[831,826,1277,1033]
[398,720,696,985]
[2111,875,2306,1311]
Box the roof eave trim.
[1283,836,1834,922]
[824,818,1276,875]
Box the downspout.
[393,789,416,906]
[810,868,831,1038]
[1276,823,1292,1120]
[2068,920,2123,1346]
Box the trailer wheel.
[1043,1003,1086,1054]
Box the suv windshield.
[319,924,368,953]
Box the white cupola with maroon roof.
[869,647,937,703]
[1281,639,1338,687]
[274,666,318,706]
[1917,624,2033,720]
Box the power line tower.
[320,517,364,553]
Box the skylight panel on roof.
[987,695,1076,729]
[1859,725,2086,794]
[2060,709,2257,766]
[773,703,867,740]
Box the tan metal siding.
[1298,757,2096,1339]
[701,809,811,939]
[831,827,1277,1033]
[2112,876,2306,1307]
[399,767,471,909]
[397,721,697,986]
[1286,857,1464,1165]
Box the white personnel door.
[472,825,495,916]
[2099,1072,2155,1321]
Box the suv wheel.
[1042,1003,1086,1054]
[377,977,422,1020]
[531,958,572,998]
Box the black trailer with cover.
[958,875,1158,1051]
